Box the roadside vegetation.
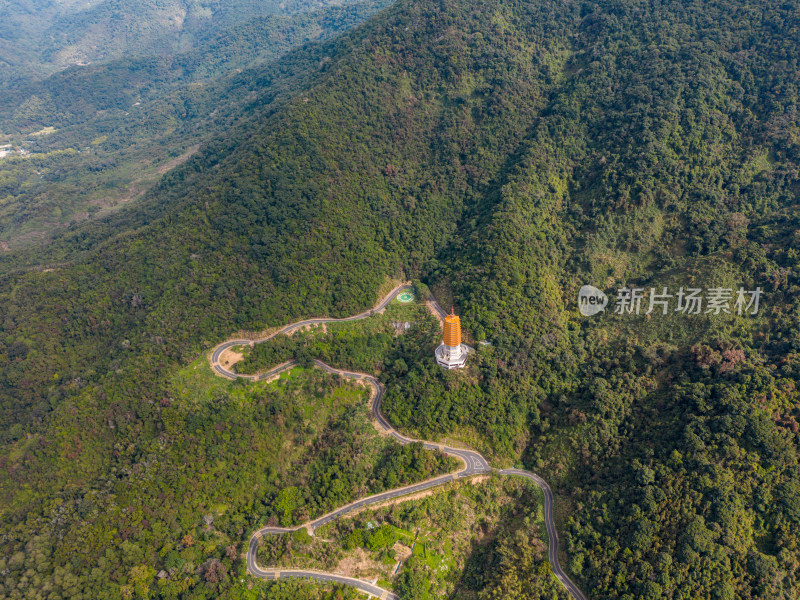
[235,297,430,375]
[233,296,507,461]
[0,358,454,599]
[1,0,800,598]
[259,476,567,600]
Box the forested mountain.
[0,0,393,133]
[0,0,391,247]
[2,0,800,599]
[0,0,371,85]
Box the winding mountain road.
[209,283,587,600]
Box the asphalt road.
[211,283,587,600]
[428,297,448,319]
[497,469,588,600]
[210,282,414,381]
[246,542,401,600]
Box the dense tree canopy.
[1,0,800,598]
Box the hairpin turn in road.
[209,283,587,600]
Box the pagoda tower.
[435,307,468,369]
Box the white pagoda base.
[435,342,468,369]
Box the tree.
[203,559,227,584]
[395,557,431,600]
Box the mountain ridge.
[0,0,392,248]
[0,0,372,84]
[1,0,799,598]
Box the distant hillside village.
[0,144,31,159]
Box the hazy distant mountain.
[0,0,365,84]
[0,0,390,247]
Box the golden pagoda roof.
[443,307,462,348]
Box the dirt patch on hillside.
[378,475,489,511]
[219,347,243,368]
[157,144,201,174]
[338,476,490,521]
[426,301,445,327]
[371,419,393,437]
[393,540,412,563]
[374,487,441,510]
[335,547,385,580]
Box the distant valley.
[0,0,371,84]
[0,0,391,248]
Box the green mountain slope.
[0,0,391,247]
[0,1,394,133]
[0,0,370,84]
[1,0,800,598]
